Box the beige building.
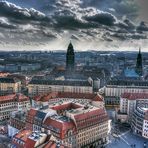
[0,77,21,95]
[28,79,93,97]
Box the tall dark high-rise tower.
[66,42,75,71]
[135,48,143,76]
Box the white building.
[28,79,93,97]
[132,107,148,139]
[117,92,148,123]
[142,110,148,139]
[116,92,148,139]
[105,79,148,98]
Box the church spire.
[135,47,143,76]
[66,41,75,71]
[139,47,141,54]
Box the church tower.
[135,48,143,76]
[66,42,75,71]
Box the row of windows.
[13,138,25,146]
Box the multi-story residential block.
[28,79,93,97]
[11,130,48,148]
[10,92,109,148]
[25,108,38,131]
[0,93,30,121]
[116,92,148,139]
[143,111,148,139]
[42,100,109,148]
[132,106,148,139]
[105,79,148,105]
[8,111,26,137]
[32,96,108,147]
[117,92,148,123]
[0,77,21,95]
[11,129,66,148]
[32,92,104,109]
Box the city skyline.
[0,0,148,51]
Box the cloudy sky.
[0,0,148,51]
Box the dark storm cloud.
[82,0,138,18]
[0,17,16,28]
[137,21,148,32]
[54,15,98,29]
[0,1,140,31]
[84,12,117,26]
[117,19,136,34]
[110,32,147,40]
[0,1,50,22]
[0,0,147,50]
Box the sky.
[0,0,148,51]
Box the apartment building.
[26,98,109,148]
[117,92,148,123]
[0,93,30,121]
[143,111,148,139]
[32,92,104,109]
[28,79,93,97]
[10,92,108,148]
[105,79,148,105]
[0,77,21,95]
[116,92,148,139]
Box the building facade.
[132,107,148,138]
[28,79,93,97]
[0,93,30,121]
[10,92,109,147]
[116,92,148,139]
[0,77,21,95]
[38,98,108,148]
[118,92,148,123]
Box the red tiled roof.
[93,94,103,102]
[0,93,29,102]
[25,138,36,148]
[43,117,76,139]
[34,92,58,102]
[58,92,96,100]
[27,108,37,116]
[74,108,107,121]
[0,72,10,77]
[74,108,108,129]
[13,130,32,142]
[44,117,75,131]
[121,92,148,100]
[33,92,104,102]
[16,93,29,102]
[0,94,16,102]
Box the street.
[106,109,148,148]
